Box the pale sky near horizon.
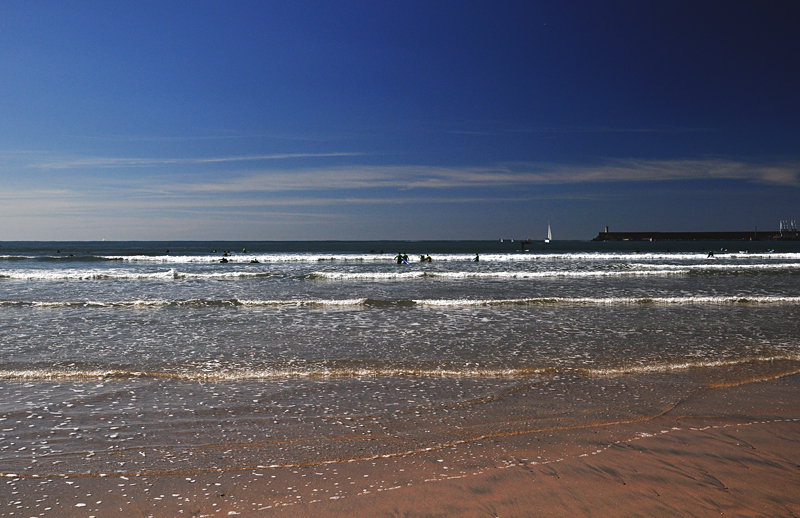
[1,1,799,241]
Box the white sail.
[545,222,551,243]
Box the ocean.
[2,240,799,478]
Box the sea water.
[1,240,799,476]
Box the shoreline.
[4,371,800,517]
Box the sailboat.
[544,222,552,243]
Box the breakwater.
[592,230,798,242]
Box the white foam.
[473,252,800,262]
[3,295,798,309]
[0,269,181,281]
[633,262,800,271]
[236,298,368,307]
[0,298,370,308]
[100,254,394,264]
[98,251,800,264]
[310,269,690,280]
[413,296,800,306]
[0,269,281,281]
[311,271,429,280]
[2,355,797,381]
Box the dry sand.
[4,373,800,517]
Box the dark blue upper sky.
[1,1,798,240]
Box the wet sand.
[4,372,800,517]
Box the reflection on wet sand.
[3,370,800,517]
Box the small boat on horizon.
[544,222,552,243]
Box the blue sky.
[1,1,798,240]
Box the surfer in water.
[395,252,404,265]
[473,253,479,262]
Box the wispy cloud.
[176,158,800,193]
[9,147,797,187]
[1,156,796,240]
[545,158,800,186]
[32,152,366,170]
[0,186,448,226]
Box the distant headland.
[593,222,799,241]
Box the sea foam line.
[97,252,800,263]
[633,262,800,271]
[412,296,800,306]
[0,268,289,281]
[0,367,545,381]
[2,266,796,282]
[0,298,370,308]
[308,269,691,280]
[2,296,799,309]
[2,356,798,381]
[2,250,799,265]
[0,268,692,282]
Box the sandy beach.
[4,371,799,518]
[4,0,800,512]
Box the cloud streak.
[2,156,797,240]
[6,156,799,198]
[31,153,366,170]
[180,158,800,193]
[3,157,795,223]
[6,151,800,192]
[552,158,800,186]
